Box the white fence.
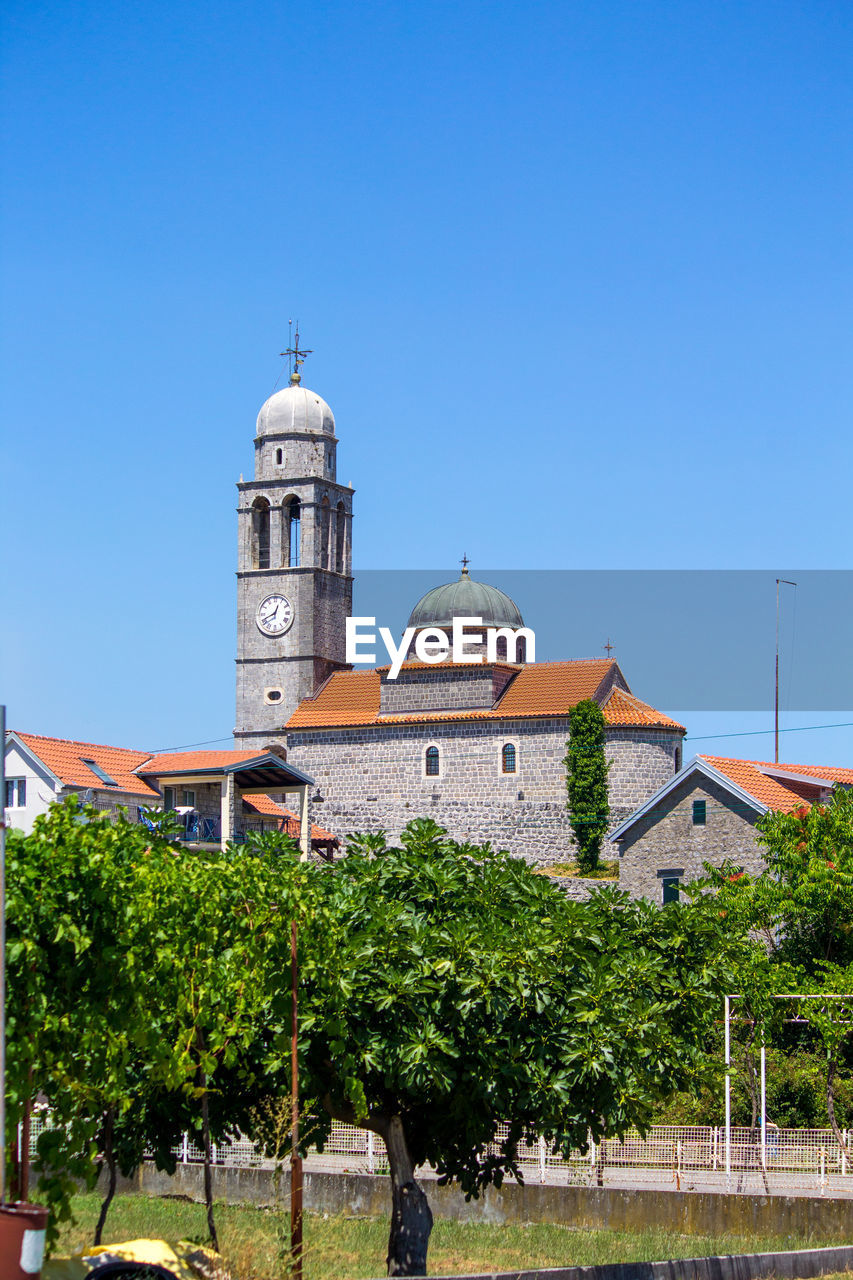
[25,1115,853,1197]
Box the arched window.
[251,497,270,569]
[335,501,345,573]
[320,496,331,569]
[275,447,283,465]
[501,743,517,774]
[425,746,440,777]
[288,498,300,567]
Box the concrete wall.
[616,775,765,902]
[115,1162,853,1241]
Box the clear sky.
[2,0,852,759]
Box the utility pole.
[775,578,797,763]
[0,703,5,1205]
[291,919,303,1279]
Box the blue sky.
[2,0,852,759]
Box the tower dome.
[407,567,524,630]
[256,382,336,437]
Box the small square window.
[182,790,196,807]
[692,799,706,826]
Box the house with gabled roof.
[4,733,339,857]
[610,754,853,903]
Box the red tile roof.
[601,687,686,731]
[286,660,683,732]
[242,793,337,843]
[699,755,853,813]
[13,732,159,798]
[137,750,261,775]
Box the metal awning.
[143,753,314,792]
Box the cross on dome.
[280,322,313,386]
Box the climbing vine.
[563,698,610,874]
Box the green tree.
[703,789,853,1147]
[299,819,738,1277]
[563,698,610,874]
[6,801,317,1253]
[5,799,181,1248]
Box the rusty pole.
[291,919,303,1278]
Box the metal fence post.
[843,1131,848,1177]
[724,995,732,1189]
[820,1146,827,1194]
[367,1129,375,1175]
[539,1136,546,1184]
[182,1133,188,1164]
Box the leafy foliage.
[563,699,610,874]
[300,818,739,1272]
[6,798,318,1251]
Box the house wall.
[288,719,682,864]
[3,743,157,832]
[614,774,765,903]
[3,743,59,834]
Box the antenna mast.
[775,578,797,763]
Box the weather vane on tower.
[281,320,313,385]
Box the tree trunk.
[200,1078,219,1252]
[94,1106,117,1246]
[826,1057,849,1165]
[384,1115,432,1277]
[20,1090,31,1202]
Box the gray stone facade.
[614,774,765,903]
[291,717,682,864]
[378,665,518,714]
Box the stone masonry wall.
[615,774,765,902]
[379,665,512,715]
[288,719,682,866]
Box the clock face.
[256,593,295,637]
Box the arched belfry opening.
[320,496,331,569]
[251,497,270,569]
[335,501,345,573]
[287,497,301,568]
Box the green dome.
[407,570,524,630]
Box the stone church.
[234,369,685,864]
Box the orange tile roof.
[13,732,159,798]
[287,660,682,732]
[137,750,262,774]
[699,755,853,813]
[242,794,338,842]
[601,687,686,732]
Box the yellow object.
[43,1236,223,1278]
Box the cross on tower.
[280,322,313,385]
[603,637,614,658]
[460,554,470,575]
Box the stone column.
[299,785,310,861]
[220,773,237,850]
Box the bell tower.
[234,361,354,748]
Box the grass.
[52,1193,848,1279]
[538,859,620,880]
